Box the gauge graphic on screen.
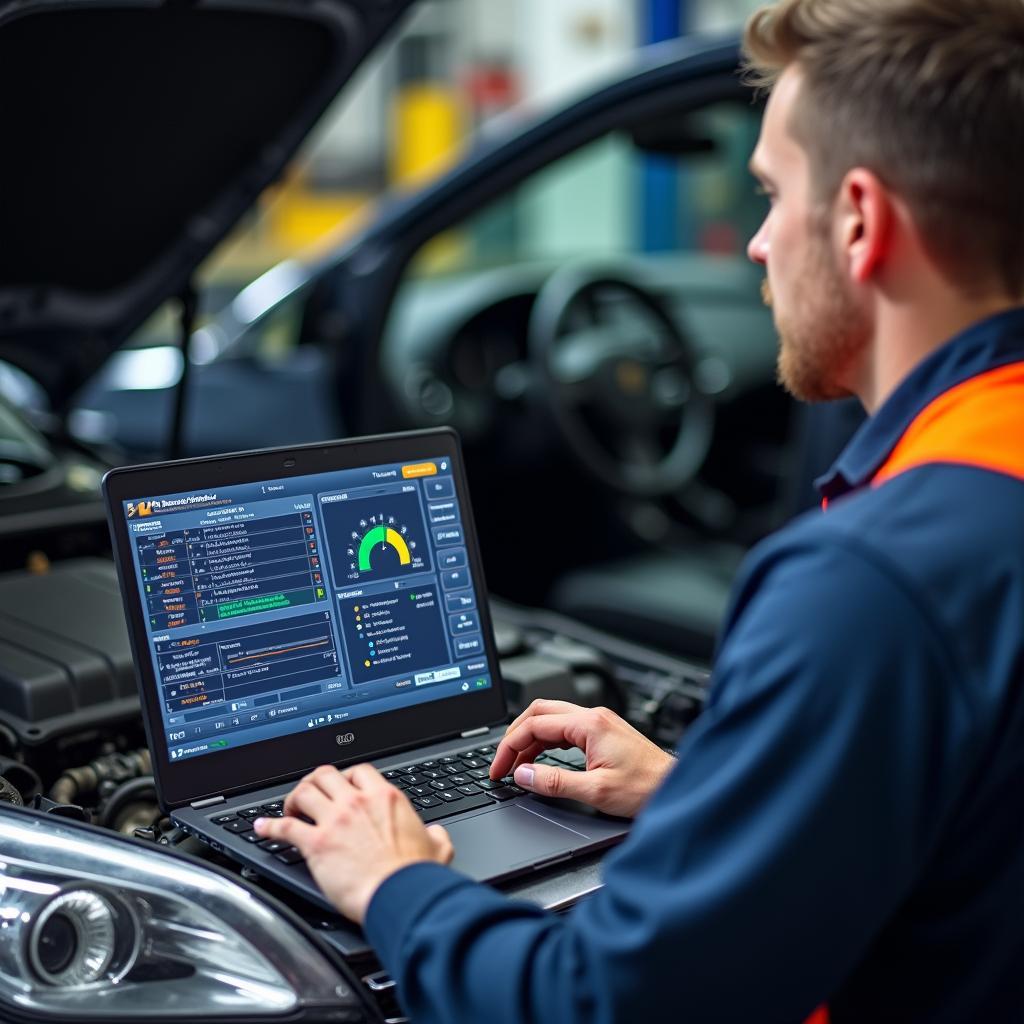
[321,490,433,587]
[355,522,411,569]
[345,514,427,582]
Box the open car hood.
[0,0,413,410]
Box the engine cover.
[0,558,137,746]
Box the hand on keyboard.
[383,746,525,823]
[253,763,453,924]
[490,700,676,819]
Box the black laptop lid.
[103,428,507,809]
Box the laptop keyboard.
[211,744,586,868]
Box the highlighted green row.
[215,587,315,620]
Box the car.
[64,27,869,663]
[0,3,859,1021]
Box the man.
[256,1,1024,1019]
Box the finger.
[493,699,583,778]
[427,824,454,864]
[506,740,573,776]
[503,699,585,738]
[512,762,601,805]
[283,778,335,822]
[343,764,404,827]
[253,814,317,850]
[491,712,588,779]
[385,790,432,847]
[493,732,563,781]
[304,764,348,799]
[342,763,391,794]
[286,765,350,819]
[506,742,547,777]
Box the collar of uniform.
[816,306,1024,501]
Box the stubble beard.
[766,227,869,403]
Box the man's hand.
[253,764,453,924]
[489,700,675,818]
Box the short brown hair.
[743,0,1024,298]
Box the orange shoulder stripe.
[872,361,1024,487]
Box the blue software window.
[122,459,491,762]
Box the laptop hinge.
[460,726,489,739]
[190,795,226,810]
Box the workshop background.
[127,0,764,349]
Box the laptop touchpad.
[448,805,576,879]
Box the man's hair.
[743,0,1024,298]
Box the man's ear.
[837,168,892,284]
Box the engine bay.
[0,556,708,843]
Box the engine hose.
[49,765,96,805]
[0,757,42,803]
[98,776,159,831]
[49,748,153,806]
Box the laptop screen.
[118,455,493,764]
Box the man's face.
[747,67,870,401]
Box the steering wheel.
[528,263,713,497]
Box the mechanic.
[255,0,1024,1020]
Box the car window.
[118,0,653,361]
[407,101,764,278]
[382,99,772,434]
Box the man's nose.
[747,222,769,265]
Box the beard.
[765,225,869,402]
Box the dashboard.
[380,253,779,445]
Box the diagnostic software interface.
[120,458,491,762]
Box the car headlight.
[0,805,361,1020]
[25,887,137,988]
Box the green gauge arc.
[358,525,412,571]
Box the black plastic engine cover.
[0,558,137,745]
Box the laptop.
[103,427,628,914]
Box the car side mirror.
[627,117,718,157]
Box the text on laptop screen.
[121,458,492,762]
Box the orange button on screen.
[402,462,437,479]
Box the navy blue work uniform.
[364,308,1024,1023]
